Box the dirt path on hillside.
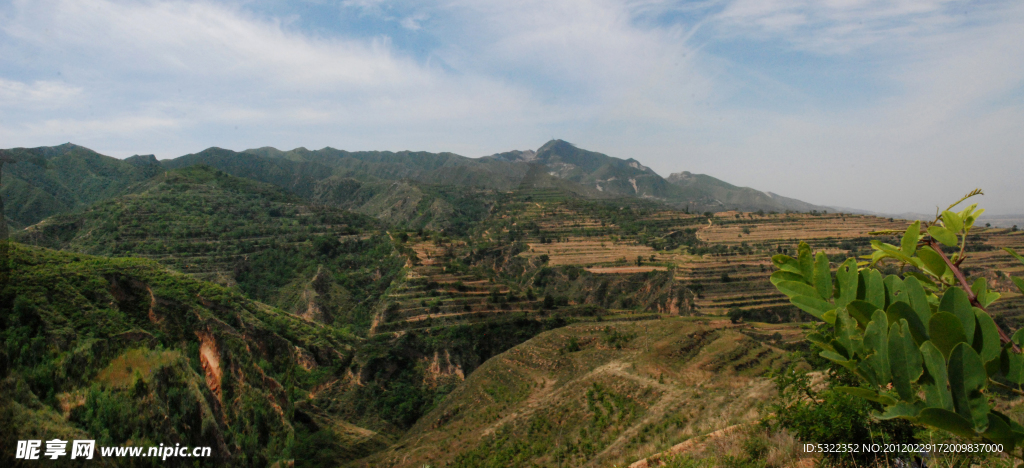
[480,376,557,437]
[588,361,690,466]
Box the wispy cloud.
[713,0,968,53]
[0,79,82,107]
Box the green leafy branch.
[770,191,1024,457]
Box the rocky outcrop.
[195,331,223,401]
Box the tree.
[728,307,745,324]
[770,190,1024,460]
[543,294,555,310]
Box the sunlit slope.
[357,317,803,467]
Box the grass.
[359,317,800,467]
[92,348,180,387]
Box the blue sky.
[1,0,1022,214]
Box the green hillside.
[162,149,508,232]
[0,243,386,466]
[362,317,800,468]
[0,243,587,467]
[0,144,161,227]
[14,165,403,331]
[666,171,824,213]
[309,177,499,235]
[242,146,528,191]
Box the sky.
[1,0,1022,214]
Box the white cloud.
[0,79,82,107]
[399,12,428,30]
[0,0,1021,213]
[2,0,425,89]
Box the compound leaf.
[942,210,964,234]
[859,269,885,310]
[791,295,833,321]
[798,242,814,284]
[770,270,804,286]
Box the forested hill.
[0,143,161,227]
[14,165,403,331]
[0,244,380,464]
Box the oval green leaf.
[889,321,923,401]
[920,341,953,411]
[928,312,968,359]
[928,226,958,247]
[939,287,976,342]
[917,408,978,439]
[948,343,989,431]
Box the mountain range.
[2,140,829,233]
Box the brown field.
[586,266,669,274]
[526,239,657,266]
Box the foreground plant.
[770,190,1024,458]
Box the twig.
[925,239,1019,352]
[989,380,1024,397]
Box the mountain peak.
[666,171,693,182]
[125,154,158,165]
[537,139,575,153]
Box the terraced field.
[372,235,545,334]
[456,194,1024,322]
[15,166,404,329]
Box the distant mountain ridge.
[665,171,826,213]
[486,140,830,212]
[0,143,161,227]
[2,140,829,231]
